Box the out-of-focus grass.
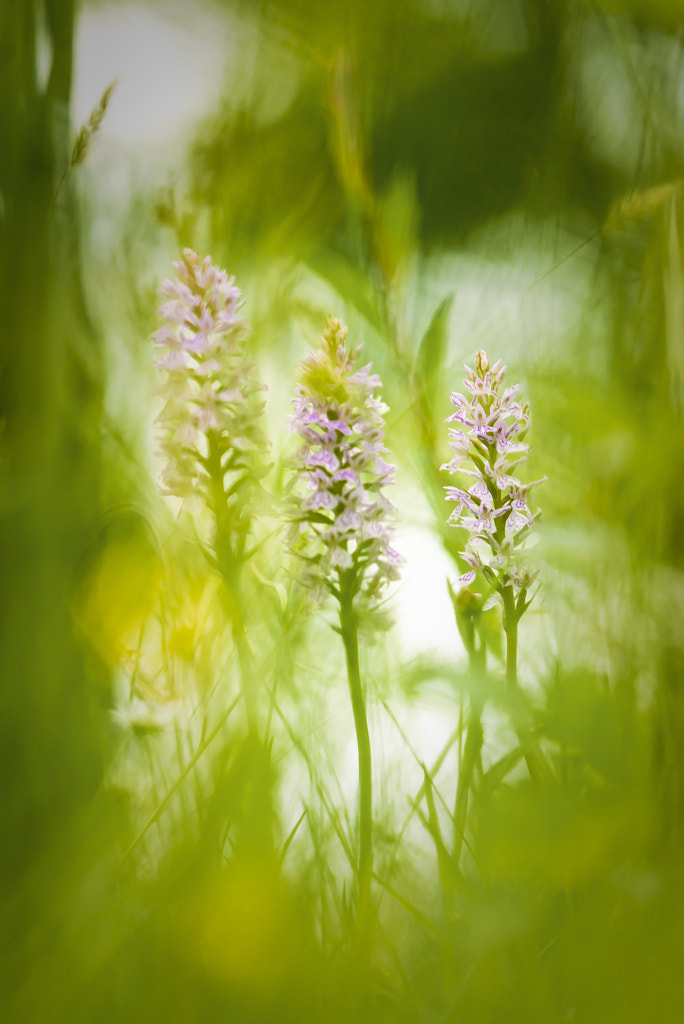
[3,0,684,1021]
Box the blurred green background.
[3,0,684,1020]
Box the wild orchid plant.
[442,350,546,857]
[152,248,269,732]
[442,349,544,685]
[290,315,402,923]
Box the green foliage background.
[2,0,684,1020]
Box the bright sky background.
[74,1,233,151]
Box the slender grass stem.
[453,698,483,872]
[231,605,258,736]
[453,634,485,872]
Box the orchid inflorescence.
[152,249,268,553]
[441,350,544,601]
[289,316,402,607]
[151,255,540,627]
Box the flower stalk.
[290,315,402,924]
[339,575,373,921]
[502,586,518,690]
[443,350,549,785]
[152,249,268,733]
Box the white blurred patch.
[392,518,463,662]
[74,1,234,152]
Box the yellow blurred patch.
[478,789,652,888]
[164,571,223,666]
[181,861,309,999]
[604,180,683,234]
[75,523,161,666]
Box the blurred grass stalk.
[1,2,108,1019]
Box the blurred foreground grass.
[3,0,684,1020]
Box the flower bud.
[475,349,490,377]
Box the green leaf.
[420,766,458,901]
[306,250,384,333]
[480,745,526,800]
[415,294,454,400]
[278,809,307,865]
[376,171,418,282]
[373,873,446,940]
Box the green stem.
[502,586,518,691]
[232,602,258,736]
[207,431,258,735]
[339,585,373,928]
[502,585,551,785]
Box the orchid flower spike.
[442,349,545,599]
[152,249,268,548]
[290,315,402,609]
